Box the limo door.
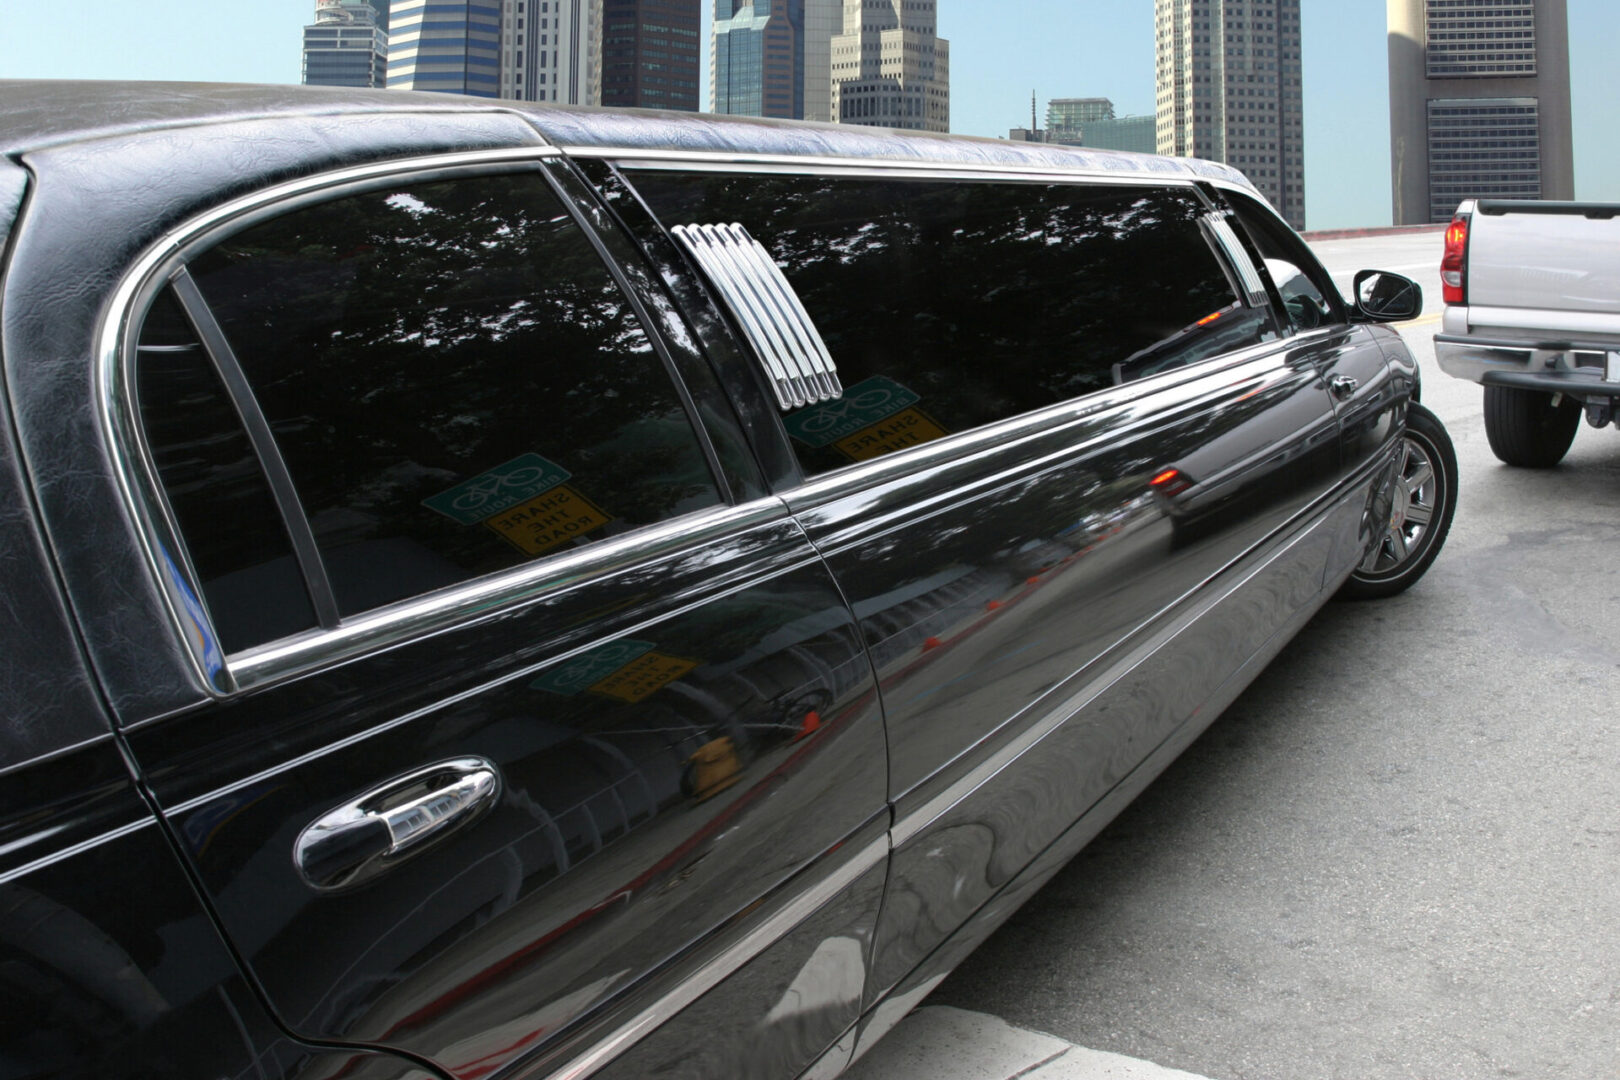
[613,166,1345,998]
[56,159,886,1080]
[1220,187,1406,576]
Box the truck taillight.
[1440,215,1468,304]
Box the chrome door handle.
[1329,375,1359,401]
[295,757,501,891]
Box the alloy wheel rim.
[1359,432,1438,576]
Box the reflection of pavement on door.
[841,1006,1218,1080]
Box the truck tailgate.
[1469,206,1620,315]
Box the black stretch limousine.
[0,82,1455,1080]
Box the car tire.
[1341,403,1457,600]
[1482,384,1580,467]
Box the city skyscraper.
[1080,115,1157,153]
[500,0,603,104]
[387,0,502,96]
[601,0,701,110]
[302,0,388,88]
[1155,0,1305,229]
[830,0,949,132]
[1047,97,1115,143]
[712,1,837,121]
[1387,0,1574,224]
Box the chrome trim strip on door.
[226,497,792,692]
[541,834,889,1080]
[783,336,1294,523]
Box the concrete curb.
[841,1006,1219,1080]
[1301,223,1445,242]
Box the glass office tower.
[601,0,701,110]
[713,0,798,118]
[1388,0,1573,223]
[1155,0,1306,229]
[1047,98,1114,143]
[387,0,503,97]
[302,0,388,88]
[711,0,837,120]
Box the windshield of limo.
[627,173,1272,474]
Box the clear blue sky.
[1,1,1615,229]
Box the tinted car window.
[148,170,722,625]
[628,173,1267,474]
[137,287,318,653]
[1225,190,1343,333]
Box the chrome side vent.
[670,223,841,411]
[1203,213,1269,308]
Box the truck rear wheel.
[1483,384,1580,467]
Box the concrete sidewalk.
[842,1007,1219,1080]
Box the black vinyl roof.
[0,79,1253,191]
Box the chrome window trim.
[782,334,1292,524]
[541,833,889,1080]
[97,145,800,698]
[565,145,1228,193]
[539,160,735,503]
[167,267,343,629]
[1204,213,1270,307]
[225,497,790,693]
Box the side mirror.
[1351,270,1422,323]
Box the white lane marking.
[841,1006,1220,1080]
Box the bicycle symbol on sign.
[423,453,572,526]
[786,376,920,447]
[449,464,555,513]
[796,386,900,435]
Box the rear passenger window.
[137,170,723,647]
[627,173,1269,474]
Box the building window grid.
[1424,0,1536,77]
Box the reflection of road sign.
[834,407,948,462]
[784,375,920,448]
[533,639,657,696]
[592,652,701,703]
[485,484,611,555]
[532,638,700,703]
[423,453,571,525]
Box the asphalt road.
[920,231,1620,1079]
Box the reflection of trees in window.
[630,172,1257,475]
[187,172,721,615]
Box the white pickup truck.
[1435,199,1620,466]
